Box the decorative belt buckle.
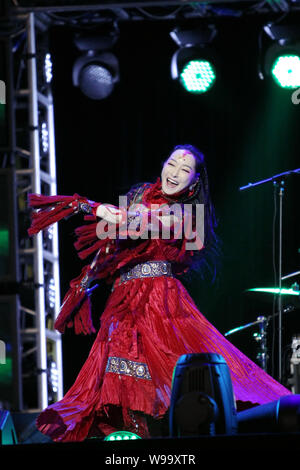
[141,263,151,276]
[161,262,168,275]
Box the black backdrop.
[48,14,300,392]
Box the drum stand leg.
[253,316,268,372]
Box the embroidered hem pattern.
[105,356,152,380]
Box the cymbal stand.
[253,316,268,371]
[224,315,269,371]
[282,270,300,281]
[239,167,300,383]
[275,179,284,382]
[224,305,295,374]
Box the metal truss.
[8,11,63,411]
[9,0,300,24]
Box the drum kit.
[225,167,300,389]
[224,275,300,383]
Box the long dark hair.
[168,144,221,283]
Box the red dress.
[35,178,292,441]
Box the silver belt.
[119,260,173,285]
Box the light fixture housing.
[72,31,120,100]
[171,47,216,94]
[263,24,300,89]
[73,51,119,100]
[265,43,300,89]
[104,431,141,441]
[170,26,217,94]
[169,353,237,437]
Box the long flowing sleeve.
[27,180,200,335]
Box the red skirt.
[36,275,292,441]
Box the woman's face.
[161,149,198,196]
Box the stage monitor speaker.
[169,353,237,437]
[0,410,17,445]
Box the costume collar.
[142,177,194,204]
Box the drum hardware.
[239,166,300,382]
[253,316,268,372]
[281,271,300,281]
[224,305,296,373]
[225,315,269,371]
[287,334,300,394]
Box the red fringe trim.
[27,193,89,236]
[54,267,96,335]
[74,296,95,335]
[73,223,104,260]
[54,287,86,333]
[76,240,105,260]
[74,223,99,250]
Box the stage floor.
[1,432,300,457]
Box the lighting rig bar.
[11,0,273,11]
[8,0,300,22]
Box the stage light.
[238,395,300,433]
[170,26,217,94]
[72,31,119,100]
[104,431,141,441]
[0,228,9,255]
[41,122,49,153]
[262,23,300,88]
[49,360,59,393]
[271,54,300,88]
[180,59,216,93]
[47,277,56,309]
[47,358,59,402]
[44,53,53,84]
[169,353,237,437]
[73,52,119,100]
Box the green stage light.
[180,60,216,94]
[0,228,9,256]
[271,54,300,88]
[104,431,141,441]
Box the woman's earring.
[189,179,199,191]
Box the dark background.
[48,14,300,392]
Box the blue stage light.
[169,353,237,437]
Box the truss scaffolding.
[1,10,63,412]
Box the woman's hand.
[96,204,124,224]
[97,203,180,229]
[150,207,180,228]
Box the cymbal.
[247,287,300,296]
